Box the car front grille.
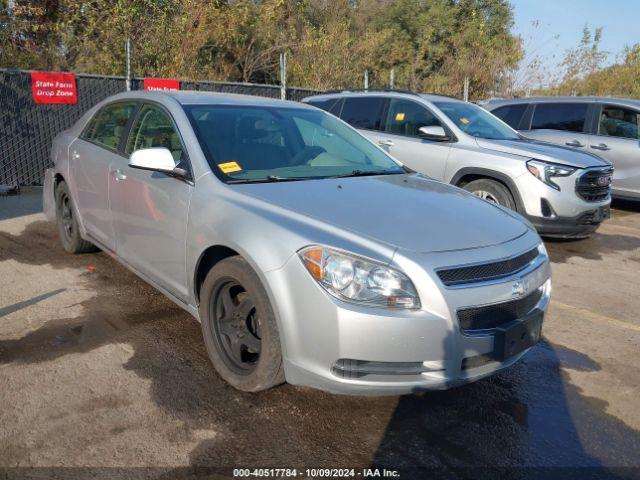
[457,288,544,332]
[576,167,613,202]
[437,247,539,287]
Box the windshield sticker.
[460,117,470,125]
[218,161,242,174]
[395,112,405,121]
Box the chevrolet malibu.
[43,91,551,395]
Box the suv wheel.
[463,179,516,210]
[55,181,97,254]
[199,256,285,392]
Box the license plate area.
[492,310,543,361]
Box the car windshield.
[185,104,405,183]
[434,101,520,140]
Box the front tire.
[463,178,516,210]
[55,181,97,254]
[199,256,285,392]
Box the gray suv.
[43,91,551,395]
[485,96,639,201]
[304,91,613,238]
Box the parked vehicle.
[43,91,551,395]
[303,90,613,238]
[485,96,639,201]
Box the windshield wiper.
[326,169,404,179]
[226,175,311,184]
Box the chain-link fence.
[0,69,320,186]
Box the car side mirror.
[129,147,187,178]
[418,125,450,142]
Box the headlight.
[526,159,576,191]
[298,246,420,309]
[538,241,548,258]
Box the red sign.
[143,78,180,91]
[31,72,77,104]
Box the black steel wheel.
[55,181,97,254]
[211,281,262,374]
[199,256,285,392]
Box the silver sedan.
[43,91,551,394]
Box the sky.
[510,0,640,69]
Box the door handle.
[378,139,394,147]
[112,169,127,181]
[591,143,610,151]
[565,140,584,147]
[71,151,81,159]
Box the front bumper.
[514,170,611,238]
[528,205,610,238]
[267,229,550,395]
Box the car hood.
[475,138,610,168]
[236,174,528,253]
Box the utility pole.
[364,69,369,90]
[125,38,131,92]
[389,68,395,89]
[280,52,287,101]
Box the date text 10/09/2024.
[233,468,401,478]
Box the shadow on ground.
[545,231,640,263]
[2,221,640,477]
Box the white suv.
[304,91,613,238]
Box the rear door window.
[339,97,386,131]
[384,98,442,137]
[306,98,343,116]
[598,105,640,139]
[491,104,528,129]
[531,103,588,133]
[85,102,137,151]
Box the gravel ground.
[1,188,639,479]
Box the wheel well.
[194,245,239,305]
[454,173,521,211]
[455,173,502,189]
[54,173,65,190]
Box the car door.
[377,98,451,180]
[70,101,138,251]
[522,102,592,150]
[337,96,388,147]
[590,103,640,197]
[109,102,194,300]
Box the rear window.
[83,102,137,150]
[531,103,588,133]
[339,97,386,131]
[492,104,528,129]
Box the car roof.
[485,96,640,110]
[303,90,464,104]
[102,90,315,109]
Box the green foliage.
[1,0,521,99]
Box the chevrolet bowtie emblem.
[512,279,530,297]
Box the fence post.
[389,68,395,89]
[280,52,287,101]
[364,70,369,90]
[463,76,469,102]
[125,38,131,91]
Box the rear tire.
[55,181,97,254]
[463,178,516,210]
[199,256,285,392]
